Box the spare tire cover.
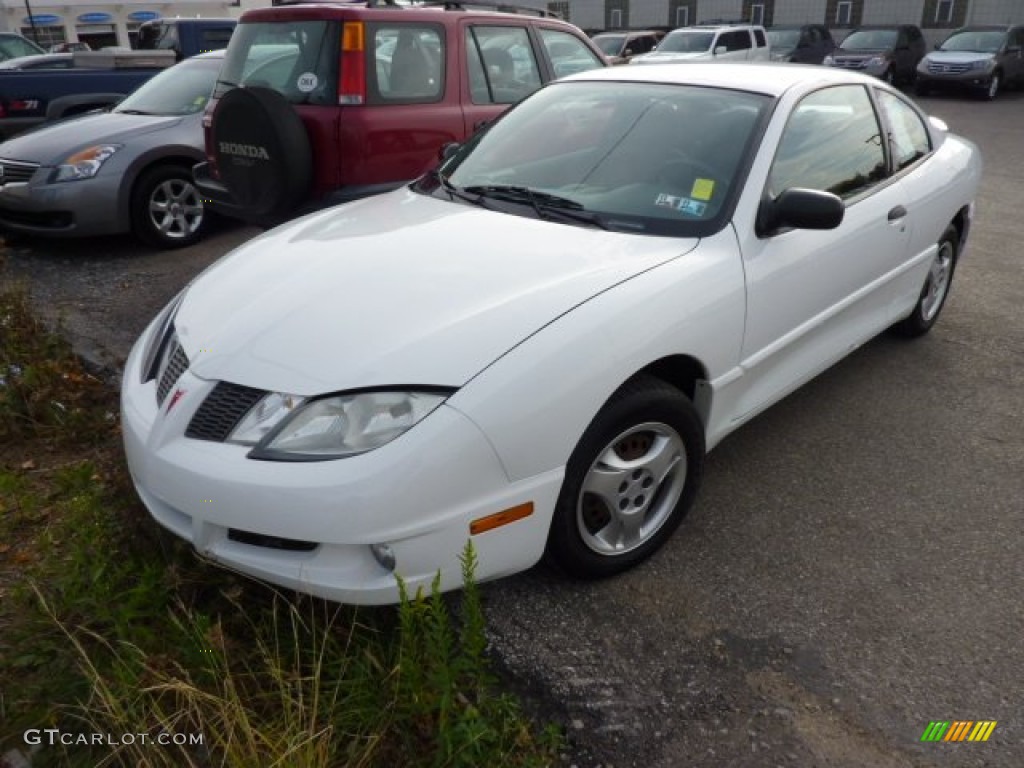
[211,86,313,218]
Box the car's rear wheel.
[131,165,206,249]
[890,224,958,337]
[545,375,704,578]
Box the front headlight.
[823,55,835,66]
[52,144,121,182]
[968,59,993,71]
[867,56,887,67]
[244,390,451,460]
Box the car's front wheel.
[890,224,958,337]
[982,72,1001,100]
[545,375,705,578]
[131,165,206,249]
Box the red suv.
[194,0,607,224]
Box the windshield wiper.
[116,109,153,115]
[461,185,609,229]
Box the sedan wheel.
[546,375,704,578]
[890,224,958,337]
[131,165,206,249]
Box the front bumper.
[0,168,123,238]
[120,327,561,605]
[915,68,996,92]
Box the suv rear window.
[217,20,339,106]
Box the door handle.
[887,205,907,221]
[473,119,490,131]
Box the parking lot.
[3,88,1022,767]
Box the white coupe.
[122,63,981,604]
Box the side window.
[538,28,604,78]
[720,31,752,52]
[754,29,767,48]
[769,85,887,199]
[374,25,444,102]
[200,27,234,52]
[466,26,542,105]
[876,90,931,171]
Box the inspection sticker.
[297,72,319,93]
[691,178,715,201]
[655,193,683,209]
[677,198,707,217]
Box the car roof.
[561,61,879,97]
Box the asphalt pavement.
[3,91,1021,768]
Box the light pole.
[23,0,41,45]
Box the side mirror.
[714,45,728,56]
[623,47,634,57]
[756,188,844,237]
[438,141,461,162]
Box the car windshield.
[0,35,44,60]
[767,29,801,49]
[435,81,769,237]
[940,30,1006,53]
[841,30,898,50]
[658,31,715,53]
[216,20,339,105]
[593,34,626,56]
[115,57,222,115]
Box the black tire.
[890,224,958,338]
[883,67,896,86]
[130,165,206,249]
[210,86,312,220]
[545,375,705,578]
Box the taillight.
[338,21,366,105]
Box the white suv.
[631,23,769,64]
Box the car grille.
[156,338,189,406]
[833,57,867,69]
[926,62,971,75]
[0,158,40,184]
[185,381,267,442]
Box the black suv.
[824,24,926,85]
[767,24,835,64]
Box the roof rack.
[270,0,559,13]
[418,1,560,17]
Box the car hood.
[0,113,184,164]
[633,51,708,63]
[834,48,891,57]
[177,190,697,396]
[925,50,994,64]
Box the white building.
[2,0,237,50]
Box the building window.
[547,1,569,21]
[750,3,765,25]
[20,25,67,49]
[610,8,623,28]
[676,6,689,26]
[935,0,954,23]
[836,1,852,25]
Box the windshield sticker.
[655,193,684,209]
[296,72,319,93]
[691,178,715,201]
[676,197,707,217]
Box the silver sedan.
[0,51,223,249]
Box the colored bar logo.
[921,721,997,742]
